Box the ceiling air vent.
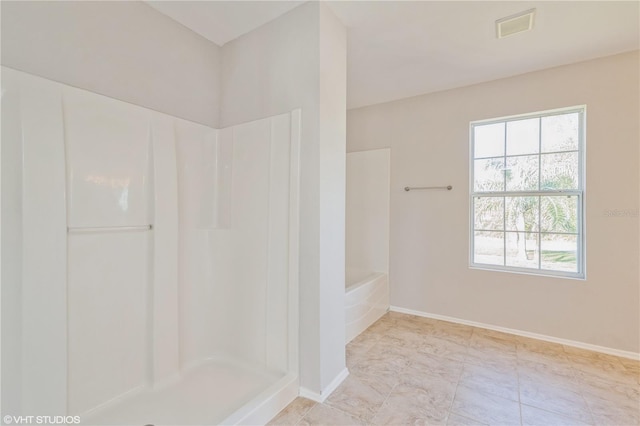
[496,9,536,39]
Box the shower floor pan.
[82,359,291,425]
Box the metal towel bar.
[404,185,452,192]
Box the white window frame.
[469,106,586,279]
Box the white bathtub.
[345,267,390,343]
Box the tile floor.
[269,311,640,425]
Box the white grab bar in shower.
[67,225,153,233]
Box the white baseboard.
[299,367,349,403]
[390,306,640,361]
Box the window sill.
[469,264,586,281]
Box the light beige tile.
[431,319,473,331]
[458,362,519,402]
[427,323,474,345]
[467,341,517,357]
[590,411,639,426]
[568,352,636,385]
[298,403,364,426]
[406,314,441,327]
[345,350,363,369]
[563,345,626,364]
[363,319,396,337]
[471,327,518,343]
[346,339,378,369]
[577,370,640,403]
[517,337,566,362]
[446,412,488,426]
[397,369,459,402]
[352,339,412,374]
[406,351,464,382]
[310,312,640,426]
[387,311,419,323]
[519,377,593,423]
[580,373,640,425]
[268,398,316,426]
[349,359,409,385]
[619,357,640,372]
[585,396,640,426]
[468,332,517,354]
[517,335,564,350]
[324,374,386,422]
[521,404,591,426]
[349,329,381,348]
[374,311,396,323]
[374,333,409,350]
[418,335,469,363]
[370,402,431,426]
[517,357,579,391]
[465,346,518,371]
[347,365,399,398]
[469,358,518,376]
[395,314,437,331]
[516,348,571,368]
[451,385,521,426]
[382,325,432,348]
[619,359,640,385]
[372,383,454,425]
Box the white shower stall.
[2,67,300,424]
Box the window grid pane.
[540,234,578,273]
[505,155,539,191]
[505,231,539,269]
[541,113,579,153]
[506,117,540,156]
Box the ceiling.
[329,1,640,109]
[147,1,640,110]
[147,1,304,46]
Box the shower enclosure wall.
[1,67,300,425]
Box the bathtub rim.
[345,269,387,293]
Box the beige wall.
[347,51,640,353]
[1,1,221,127]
